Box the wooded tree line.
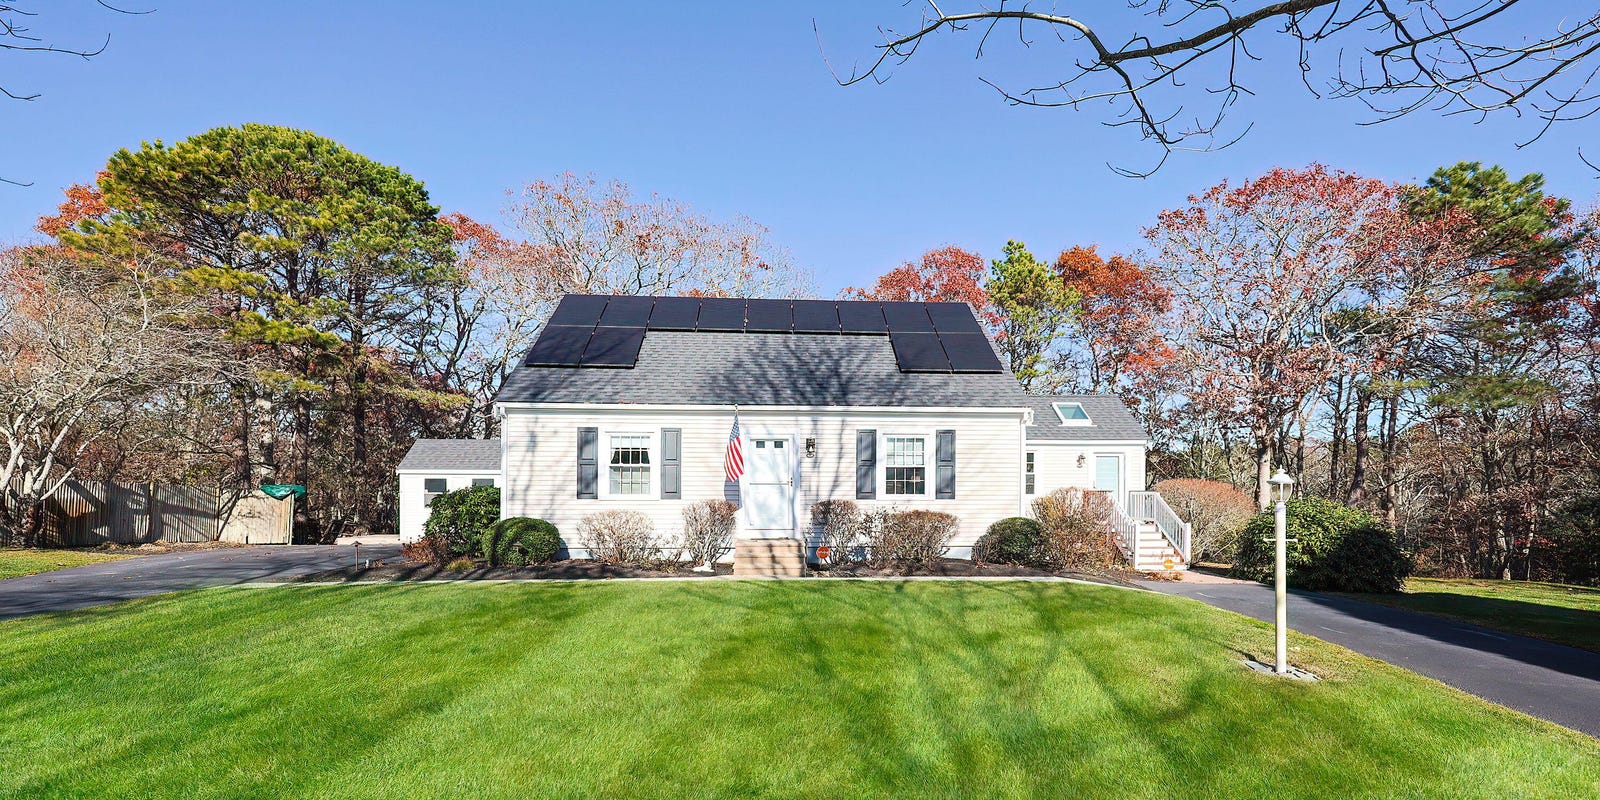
[851,162,1600,584]
[3,124,1597,584]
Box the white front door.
[743,437,795,535]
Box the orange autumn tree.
[1055,245,1172,394]
[845,245,993,319]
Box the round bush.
[973,517,1042,565]
[1231,497,1412,593]
[481,517,562,567]
[422,485,501,558]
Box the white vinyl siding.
[1023,441,1145,507]
[500,406,1025,557]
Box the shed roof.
[1024,395,1146,441]
[396,439,502,472]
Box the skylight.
[1053,402,1092,426]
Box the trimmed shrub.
[810,499,863,566]
[1154,478,1255,564]
[580,510,661,566]
[422,485,500,558]
[682,500,737,566]
[481,517,561,567]
[1032,488,1120,571]
[973,517,1042,565]
[401,534,450,565]
[1232,497,1412,593]
[869,510,957,571]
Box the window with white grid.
[883,435,927,497]
[607,434,652,496]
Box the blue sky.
[4,1,1595,292]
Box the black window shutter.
[661,428,681,499]
[856,430,876,500]
[577,427,598,499]
[936,430,956,499]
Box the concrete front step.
[734,538,806,577]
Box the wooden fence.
[37,481,292,547]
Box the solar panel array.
[523,295,1003,373]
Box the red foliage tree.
[846,245,992,319]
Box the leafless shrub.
[810,499,863,566]
[1032,488,1120,571]
[868,509,957,572]
[682,499,737,566]
[580,510,661,566]
[1155,478,1255,563]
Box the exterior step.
[735,538,806,577]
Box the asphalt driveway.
[0,544,400,621]
[1145,577,1600,738]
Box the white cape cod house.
[398,295,1189,573]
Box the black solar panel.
[744,299,793,332]
[939,333,1004,373]
[838,302,887,334]
[646,297,700,330]
[926,302,984,335]
[524,324,593,366]
[581,326,646,367]
[881,301,936,333]
[791,300,841,333]
[547,295,608,327]
[598,295,653,327]
[696,298,746,331]
[889,331,951,372]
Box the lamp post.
[1267,468,1296,674]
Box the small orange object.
[816,545,831,561]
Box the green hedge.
[422,485,501,558]
[973,517,1042,565]
[481,517,562,567]
[1232,497,1412,593]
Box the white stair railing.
[1101,494,1139,560]
[1126,490,1192,563]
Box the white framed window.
[423,478,448,507]
[1025,451,1036,495]
[1053,402,1092,426]
[603,431,656,498]
[880,433,930,498]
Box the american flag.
[724,412,744,484]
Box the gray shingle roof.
[397,439,502,472]
[496,331,1027,408]
[1024,395,1146,441]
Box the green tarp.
[260,484,306,501]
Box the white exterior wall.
[1024,440,1147,509]
[396,469,503,543]
[499,404,1027,559]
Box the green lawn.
[0,547,130,580]
[1,581,1595,799]
[1349,577,1600,653]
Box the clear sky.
[5,1,1596,292]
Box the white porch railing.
[1126,490,1192,563]
[1104,495,1139,560]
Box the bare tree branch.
[824,1,1600,175]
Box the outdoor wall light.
[1076,453,1086,468]
[805,438,817,459]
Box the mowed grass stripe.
[0,581,1595,800]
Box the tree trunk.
[1346,386,1372,505]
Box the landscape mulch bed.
[295,556,1138,587]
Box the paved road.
[0,544,400,621]
[1144,579,1600,738]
